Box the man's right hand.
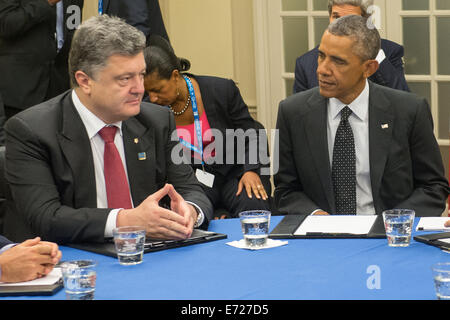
[117,184,192,240]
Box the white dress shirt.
[326,80,376,215]
[71,90,204,236]
[72,90,131,237]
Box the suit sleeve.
[0,0,54,38]
[5,116,110,244]
[393,98,450,215]
[374,45,410,92]
[293,57,309,94]
[274,102,323,215]
[223,79,262,174]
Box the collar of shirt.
[71,90,123,138]
[328,80,369,123]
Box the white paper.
[0,268,62,287]
[415,217,450,231]
[294,215,377,235]
[226,239,288,251]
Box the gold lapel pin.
[381,124,389,129]
[134,138,139,144]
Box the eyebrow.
[318,49,348,64]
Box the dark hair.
[144,35,191,79]
[328,15,380,61]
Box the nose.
[148,92,159,103]
[130,76,145,95]
[317,57,332,78]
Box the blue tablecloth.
[1,216,449,300]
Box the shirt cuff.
[104,209,121,238]
[186,201,205,228]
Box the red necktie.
[98,126,132,209]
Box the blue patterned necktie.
[332,106,357,215]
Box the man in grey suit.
[275,15,449,217]
[3,15,213,244]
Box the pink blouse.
[176,111,215,161]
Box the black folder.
[68,229,227,258]
[413,232,450,251]
[269,214,386,239]
[0,278,63,297]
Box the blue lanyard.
[98,0,103,15]
[178,76,204,165]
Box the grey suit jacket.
[275,81,449,217]
[3,90,213,243]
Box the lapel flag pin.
[134,138,139,144]
[381,124,389,129]
[138,152,146,160]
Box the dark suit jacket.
[103,0,169,44]
[0,93,4,145]
[275,82,450,217]
[293,39,410,94]
[0,234,12,249]
[3,90,213,244]
[0,0,83,110]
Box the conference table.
[1,216,449,301]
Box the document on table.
[294,215,378,236]
[415,217,450,231]
[0,268,62,287]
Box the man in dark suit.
[275,15,449,217]
[103,0,170,45]
[0,235,61,283]
[3,15,213,244]
[0,0,84,119]
[293,0,409,94]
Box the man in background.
[0,0,84,119]
[293,0,409,94]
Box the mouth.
[126,98,142,105]
[319,79,336,89]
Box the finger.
[157,206,187,225]
[147,183,171,202]
[236,180,243,196]
[258,185,268,200]
[40,242,59,258]
[244,182,253,199]
[167,184,183,202]
[220,214,227,219]
[445,220,450,228]
[250,183,261,199]
[20,237,41,247]
[151,222,191,240]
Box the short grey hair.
[69,15,146,87]
[328,0,374,18]
[327,15,380,61]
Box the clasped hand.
[117,184,197,240]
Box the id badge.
[196,169,215,188]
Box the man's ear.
[74,70,93,95]
[364,59,379,78]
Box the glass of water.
[382,209,415,247]
[60,260,97,300]
[113,226,146,265]
[239,210,271,247]
[432,263,450,300]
